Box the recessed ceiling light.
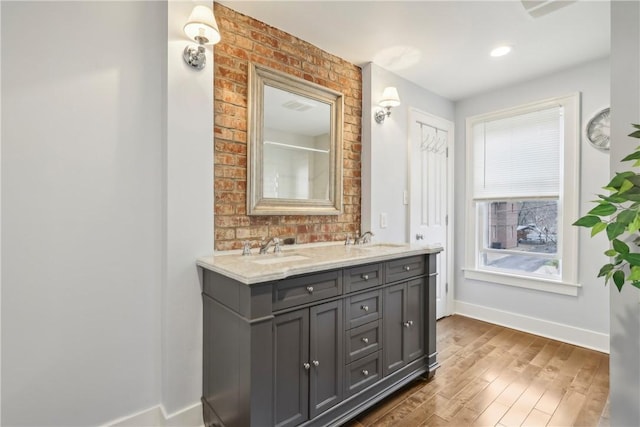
[490,46,512,57]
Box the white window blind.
[473,106,562,199]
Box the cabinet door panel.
[406,278,425,362]
[274,309,309,427]
[309,300,343,418]
[383,282,406,376]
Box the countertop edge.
[196,243,443,285]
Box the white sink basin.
[352,243,405,250]
[251,255,310,265]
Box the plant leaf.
[607,222,626,240]
[598,193,627,204]
[605,249,617,257]
[607,171,636,189]
[573,215,601,228]
[629,130,640,139]
[613,270,625,291]
[618,209,637,226]
[598,263,615,277]
[620,179,635,194]
[592,221,607,236]
[624,253,640,266]
[629,266,640,281]
[613,239,630,255]
[622,151,640,161]
[588,203,616,216]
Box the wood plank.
[521,408,552,427]
[546,390,587,426]
[471,400,511,427]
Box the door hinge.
[446,147,449,158]
[445,214,448,226]
[446,282,449,293]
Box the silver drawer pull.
[404,266,411,271]
[362,369,369,376]
[361,337,369,344]
[361,274,369,281]
[303,362,310,370]
[403,320,413,328]
[312,360,320,367]
[361,305,369,312]
[306,286,314,293]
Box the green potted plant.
[574,125,640,290]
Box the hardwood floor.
[344,315,609,427]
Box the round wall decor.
[585,107,610,151]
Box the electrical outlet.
[380,212,388,228]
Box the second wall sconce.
[374,87,401,124]
[183,5,221,70]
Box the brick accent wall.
[213,3,362,251]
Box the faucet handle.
[345,233,353,246]
[242,240,252,256]
[273,237,282,253]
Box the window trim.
[464,93,581,295]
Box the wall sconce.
[183,5,221,70]
[374,87,401,124]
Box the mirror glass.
[248,64,343,215]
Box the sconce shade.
[184,5,220,45]
[379,86,401,108]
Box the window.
[464,94,581,296]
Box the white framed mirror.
[247,63,344,215]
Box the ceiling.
[218,0,611,101]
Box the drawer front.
[345,320,382,364]
[345,290,382,329]
[273,270,342,311]
[385,256,425,283]
[343,263,383,293]
[344,351,382,397]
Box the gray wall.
[609,1,640,425]
[1,1,214,425]
[453,58,610,349]
[361,63,455,242]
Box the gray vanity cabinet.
[274,301,344,427]
[382,278,425,376]
[200,251,440,427]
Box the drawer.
[344,351,382,397]
[385,256,425,283]
[343,263,383,293]
[345,320,382,364]
[345,289,382,329]
[272,270,342,311]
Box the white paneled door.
[408,109,454,319]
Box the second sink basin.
[251,254,310,265]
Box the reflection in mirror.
[248,64,343,215]
[263,85,331,200]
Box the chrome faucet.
[355,231,374,245]
[259,237,281,254]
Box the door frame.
[407,107,455,318]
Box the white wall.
[609,1,640,425]
[1,1,213,425]
[362,63,454,243]
[453,58,611,351]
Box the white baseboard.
[454,300,609,354]
[106,401,203,427]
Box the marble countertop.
[196,242,443,285]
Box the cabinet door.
[274,309,309,427]
[383,282,406,376]
[309,300,343,418]
[406,278,425,362]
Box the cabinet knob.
[306,286,314,293]
[312,360,320,367]
[361,337,369,344]
[404,266,411,271]
[361,305,369,312]
[303,362,310,370]
[403,321,412,328]
[362,274,369,281]
[362,369,369,376]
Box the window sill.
[463,268,581,296]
